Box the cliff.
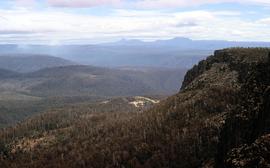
[180,48,270,167]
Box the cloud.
[47,0,122,8]
[257,17,270,25]
[0,30,35,34]
[175,22,198,27]
[134,0,270,8]
[0,8,269,44]
[134,0,218,8]
[11,0,270,9]
[14,0,36,6]
[42,0,263,9]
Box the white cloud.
[10,0,270,9]
[47,0,122,8]
[134,0,270,8]
[46,0,270,9]
[134,0,219,8]
[0,8,269,44]
[14,0,36,7]
[257,17,270,25]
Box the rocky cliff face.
[226,134,270,167]
[180,48,270,167]
[181,48,269,90]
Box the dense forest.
[0,48,270,167]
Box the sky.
[0,0,270,44]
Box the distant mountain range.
[1,38,269,69]
[104,37,270,48]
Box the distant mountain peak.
[171,37,192,41]
[115,38,145,45]
[119,38,143,42]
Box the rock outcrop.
[180,48,270,167]
[226,134,270,168]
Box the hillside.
[0,65,186,127]
[0,68,19,78]
[0,65,186,97]
[0,54,76,73]
[0,48,270,167]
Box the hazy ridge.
[2,37,270,69]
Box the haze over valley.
[1,38,270,68]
